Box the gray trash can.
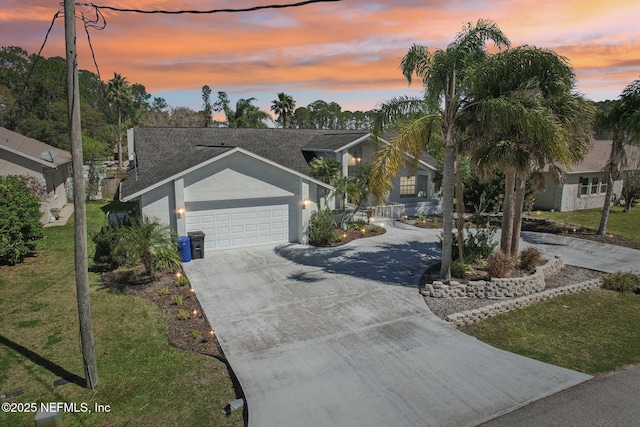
[188,231,205,259]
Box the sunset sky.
[1,0,639,120]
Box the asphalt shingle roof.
[120,128,371,199]
[0,126,71,167]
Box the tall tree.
[214,91,270,128]
[271,92,296,128]
[201,85,213,127]
[596,80,640,235]
[469,46,594,257]
[371,19,510,279]
[106,72,132,170]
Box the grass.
[0,202,242,426]
[462,289,640,375]
[532,206,640,242]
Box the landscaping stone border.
[445,278,603,327]
[421,256,565,299]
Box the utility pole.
[64,0,98,390]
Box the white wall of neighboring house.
[534,172,624,211]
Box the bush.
[153,245,182,273]
[602,272,640,293]
[487,251,513,278]
[441,227,498,263]
[519,247,543,272]
[175,276,190,287]
[177,309,191,320]
[309,208,337,246]
[172,295,183,306]
[0,175,44,265]
[451,261,475,279]
[93,216,178,275]
[351,219,367,230]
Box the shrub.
[175,276,190,287]
[417,215,427,223]
[451,261,475,279]
[487,251,513,278]
[0,175,44,265]
[602,272,640,293]
[441,227,498,263]
[519,247,543,272]
[93,215,178,275]
[177,309,191,320]
[153,245,182,273]
[172,295,183,306]
[309,208,337,246]
[351,219,367,230]
[190,330,202,340]
[157,286,169,296]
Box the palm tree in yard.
[596,80,640,235]
[107,72,132,171]
[370,19,510,280]
[468,46,595,257]
[271,92,296,129]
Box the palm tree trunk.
[440,142,455,280]
[501,167,516,257]
[597,138,622,235]
[454,158,465,263]
[510,171,526,256]
[117,108,123,171]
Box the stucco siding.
[140,182,176,229]
[184,152,297,202]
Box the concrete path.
[520,231,640,273]
[184,223,590,427]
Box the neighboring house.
[534,139,636,212]
[120,127,441,252]
[0,127,72,223]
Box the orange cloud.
[2,0,640,108]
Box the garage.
[185,203,290,251]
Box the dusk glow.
[2,0,639,115]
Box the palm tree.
[106,73,132,171]
[468,46,594,257]
[371,19,510,279]
[597,80,640,235]
[271,92,296,129]
[309,157,341,184]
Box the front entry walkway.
[184,223,590,427]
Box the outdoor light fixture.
[302,198,310,209]
[177,206,185,218]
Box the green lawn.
[0,202,242,426]
[532,206,640,242]
[462,289,640,375]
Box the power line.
[74,0,342,15]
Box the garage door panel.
[186,203,290,251]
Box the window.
[399,176,416,196]
[579,177,589,196]
[600,181,608,194]
[590,177,599,194]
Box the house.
[534,140,637,212]
[120,127,440,252]
[0,127,72,223]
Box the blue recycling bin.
[176,236,191,263]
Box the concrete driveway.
[184,223,590,427]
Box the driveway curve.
[184,223,590,427]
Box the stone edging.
[445,278,603,327]
[422,256,564,299]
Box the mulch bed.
[322,224,386,247]
[101,268,225,359]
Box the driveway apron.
[184,224,591,427]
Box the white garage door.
[185,204,289,251]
